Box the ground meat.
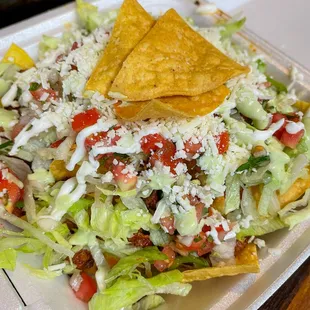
[12,207,25,218]
[234,239,248,257]
[143,190,159,213]
[63,219,78,233]
[128,231,153,248]
[72,249,95,270]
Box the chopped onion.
[56,132,77,162]
[69,271,83,292]
[0,155,31,182]
[47,263,66,272]
[176,235,194,247]
[0,208,74,257]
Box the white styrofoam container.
[0,1,310,309]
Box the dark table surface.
[1,1,309,309]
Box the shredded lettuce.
[237,217,287,239]
[0,248,17,270]
[241,187,259,218]
[23,264,62,279]
[169,255,209,270]
[89,270,191,310]
[38,35,60,58]
[220,18,246,39]
[266,76,288,93]
[0,236,45,254]
[131,295,165,310]
[0,208,74,257]
[0,108,17,130]
[90,195,155,241]
[258,179,280,217]
[175,207,199,236]
[224,174,240,214]
[106,247,167,284]
[68,197,94,215]
[76,0,117,32]
[149,229,171,246]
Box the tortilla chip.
[115,85,229,121]
[293,101,310,114]
[182,244,259,282]
[84,0,154,97]
[251,172,310,209]
[211,196,225,214]
[1,43,35,70]
[109,9,249,101]
[278,174,310,208]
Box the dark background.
[0,0,309,309]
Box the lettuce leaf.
[0,248,16,271]
[237,217,287,239]
[23,264,62,279]
[169,255,209,270]
[76,0,118,32]
[257,178,280,217]
[0,108,17,130]
[38,35,60,58]
[89,270,191,310]
[220,18,246,39]
[106,247,167,284]
[132,295,165,310]
[68,197,94,215]
[149,229,171,246]
[224,174,240,214]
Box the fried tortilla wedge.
[250,171,310,209]
[84,0,154,97]
[115,85,230,121]
[109,9,249,101]
[278,173,310,208]
[182,244,259,283]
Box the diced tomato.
[160,216,175,235]
[272,113,287,139]
[280,129,304,149]
[154,246,175,272]
[149,140,181,174]
[202,224,223,233]
[195,202,205,222]
[112,162,137,192]
[176,232,214,256]
[30,87,57,102]
[202,225,211,233]
[215,131,229,154]
[72,108,100,132]
[184,140,202,155]
[196,240,214,256]
[0,169,22,209]
[50,138,65,148]
[84,131,120,151]
[72,272,97,303]
[140,133,166,154]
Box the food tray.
[0,1,309,309]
